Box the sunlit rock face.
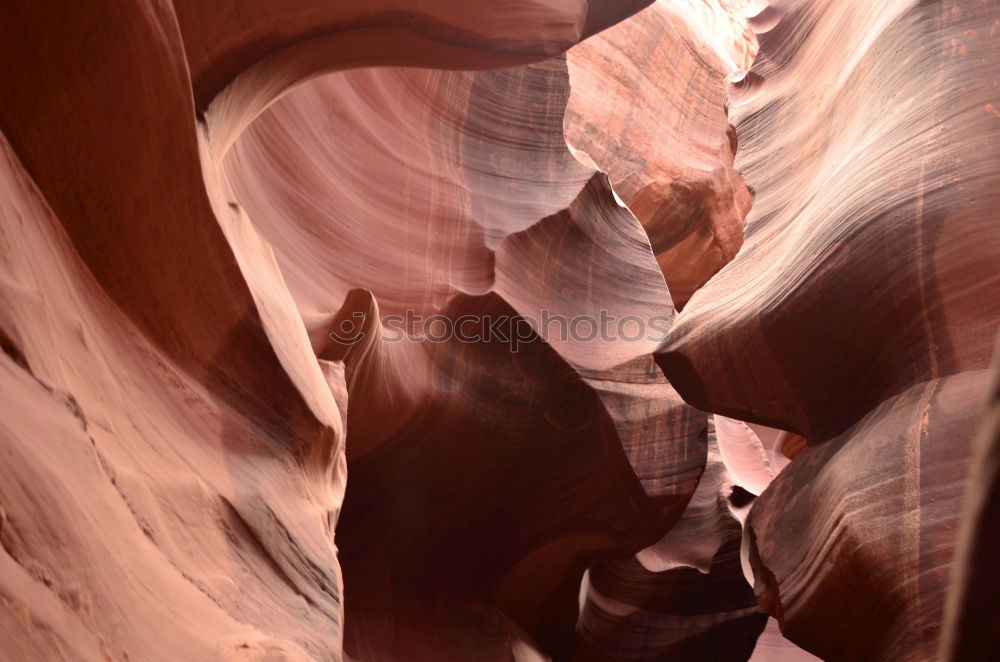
[0,1,668,659]
[564,0,757,309]
[659,0,1000,441]
[224,54,710,660]
[1,1,997,661]
[658,0,1000,660]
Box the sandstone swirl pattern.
[0,1,665,659]
[658,0,1000,660]
[0,0,997,661]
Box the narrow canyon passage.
[0,1,997,661]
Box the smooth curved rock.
[175,0,655,155]
[748,619,821,662]
[940,338,1000,662]
[714,415,799,496]
[565,1,756,308]
[223,55,709,656]
[658,0,1000,441]
[746,371,990,661]
[574,426,766,661]
[573,414,819,662]
[3,0,995,659]
[0,132,346,660]
[334,291,682,658]
[0,0,671,659]
[574,540,766,662]
[655,0,1000,659]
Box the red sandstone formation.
[658,0,1000,660]
[941,339,1000,661]
[0,1,663,659]
[574,430,765,661]
[564,1,756,308]
[714,415,804,496]
[747,371,990,661]
[658,0,1000,441]
[223,56,711,657]
[1,0,998,661]
[749,620,822,662]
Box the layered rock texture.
[0,1,997,662]
[564,0,756,309]
[658,0,1000,660]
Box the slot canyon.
[0,1,997,660]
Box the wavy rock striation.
[658,0,1000,660]
[573,426,766,662]
[940,338,1000,662]
[223,54,712,658]
[0,0,701,659]
[1,0,997,660]
[659,0,1000,440]
[564,1,756,309]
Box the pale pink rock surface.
[223,56,712,657]
[714,415,795,496]
[565,1,756,308]
[749,619,821,662]
[656,0,999,659]
[0,0,685,659]
[1,0,997,660]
